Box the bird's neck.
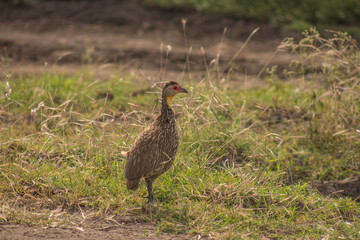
[161,94,175,117]
[162,94,174,111]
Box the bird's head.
[162,81,188,108]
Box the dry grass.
[0,29,360,239]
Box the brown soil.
[0,0,299,86]
[0,223,189,240]
[0,0,303,239]
[311,176,360,201]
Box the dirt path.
[0,223,190,240]
[0,1,301,239]
[0,0,298,85]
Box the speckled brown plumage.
[125,81,188,202]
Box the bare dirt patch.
[0,0,299,85]
[311,176,360,201]
[0,223,189,240]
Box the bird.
[125,81,188,203]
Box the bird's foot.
[143,195,155,203]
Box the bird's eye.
[173,86,178,90]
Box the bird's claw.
[143,195,155,203]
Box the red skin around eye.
[171,85,188,93]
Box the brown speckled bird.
[125,81,188,203]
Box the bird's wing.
[125,125,161,179]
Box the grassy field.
[1,29,360,239]
[140,0,360,37]
[8,0,360,37]
[11,0,360,27]
[140,0,360,26]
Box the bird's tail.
[126,178,140,191]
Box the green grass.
[8,0,360,36]
[142,0,360,26]
[1,29,360,239]
[140,0,360,34]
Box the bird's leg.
[145,179,154,203]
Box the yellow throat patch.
[166,95,174,109]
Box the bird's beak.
[180,87,188,93]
